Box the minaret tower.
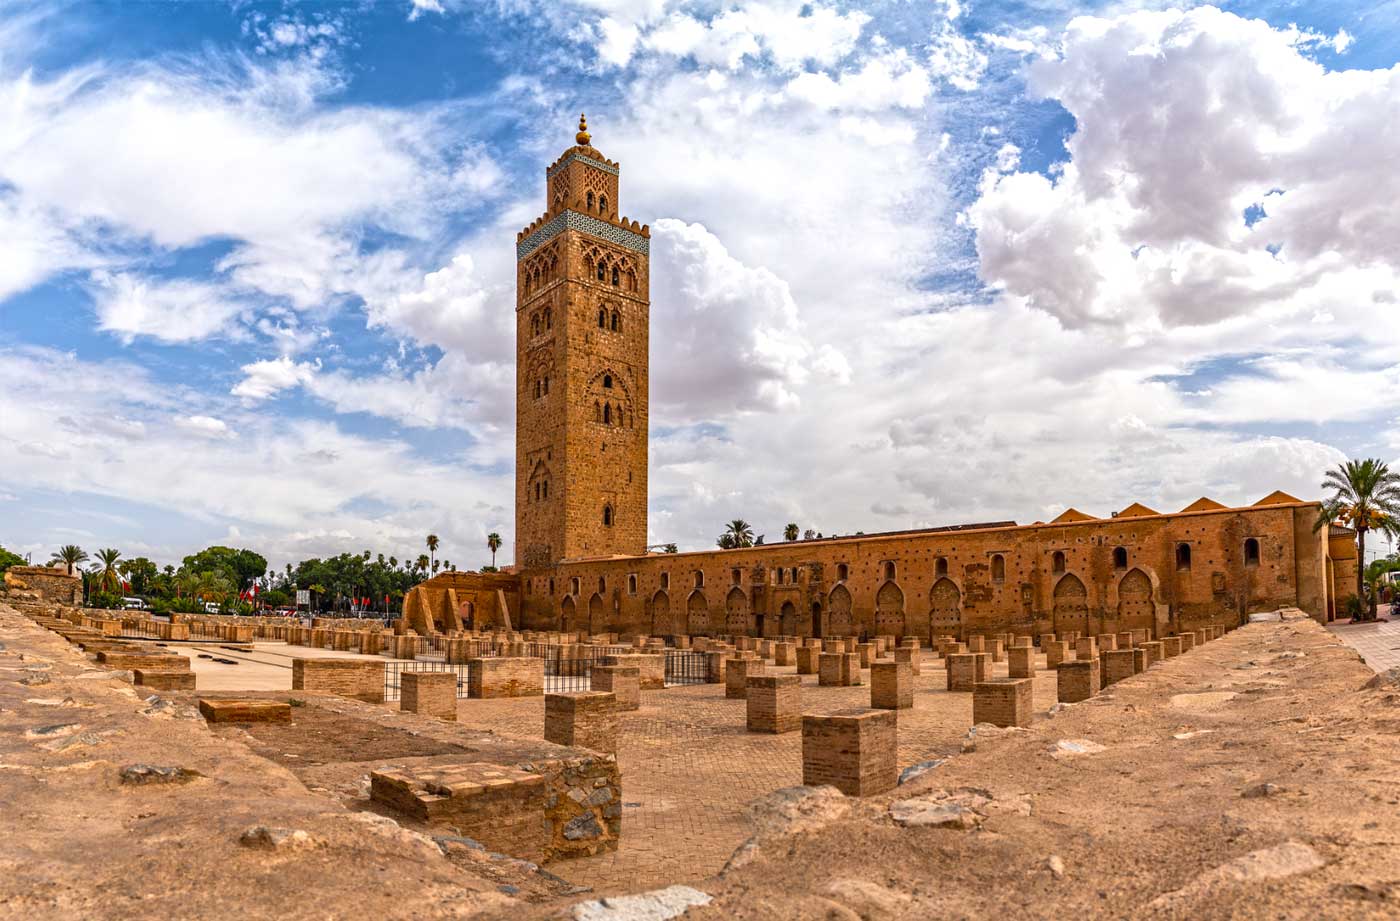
[514,115,651,568]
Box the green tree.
[486,532,502,568]
[0,545,25,575]
[1315,458,1400,621]
[118,556,158,595]
[49,544,88,576]
[416,554,430,575]
[181,546,267,591]
[721,519,754,549]
[90,548,123,595]
[784,523,799,542]
[426,534,439,572]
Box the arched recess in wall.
[780,600,797,635]
[1115,568,1155,633]
[651,590,672,635]
[1052,574,1089,635]
[725,586,751,636]
[588,592,605,634]
[874,580,905,638]
[687,590,710,636]
[929,578,962,640]
[828,584,853,637]
[560,595,576,632]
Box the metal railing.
[384,660,472,701]
[664,650,709,686]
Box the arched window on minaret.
[597,261,606,282]
[599,195,608,216]
[587,191,594,211]
[603,404,612,424]
[598,308,606,328]
[543,307,552,329]
[610,311,620,332]
[603,505,614,527]
[612,266,620,286]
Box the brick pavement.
[1327,619,1400,672]
[449,650,1061,894]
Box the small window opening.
[603,505,613,527]
[883,561,896,581]
[991,554,1005,583]
[1113,546,1127,570]
[936,557,949,578]
[1176,543,1192,571]
[837,563,848,581]
[1244,538,1260,567]
[1052,551,1066,575]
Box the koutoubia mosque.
[402,118,1358,642]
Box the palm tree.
[432,559,441,575]
[49,544,88,576]
[194,571,234,606]
[416,554,430,575]
[723,519,755,549]
[1316,458,1400,620]
[486,532,502,568]
[784,523,799,542]
[389,556,398,570]
[426,534,439,572]
[91,548,123,594]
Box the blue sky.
[1,0,1398,572]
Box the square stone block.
[1140,640,1163,667]
[470,657,544,699]
[855,643,876,667]
[966,636,986,654]
[1056,660,1099,703]
[1117,631,1135,650]
[1097,633,1118,652]
[1177,632,1196,652]
[726,656,765,699]
[801,708,897,797]
[370,763,550,862]
[870,661,912,710]
[796,645,819,675]
[818,652,860,687]
[133,669,195,691]
[1162,636,1183,657]
[1014,635,1033,648]
[973,677,1033,728]
[402,670,458,721]
[1100,649,1136,687]
[1075,637,1099,661]
[989,639,1005,663]
[892,646,920,676]
[293,657,384,703]
[1131,647,1147,673]
[591,665,641,711]
[1007,645,1035,679]
[746,674,801,733]
[1044,640,1071,669]
[774,642,797,666]
[198,698,291,723]
[946,652,987,692]
[544,692,617,754]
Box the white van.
[121,597,146,610]
[203,602,220,614]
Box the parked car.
[120,597,146,610]
[203,602,220,614]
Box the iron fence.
[664,650,709,686]
[119,620,161,640]
[384,660,472,701]
[543,657,595,692]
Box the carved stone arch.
[687,590,710,636]
[828,584,853,637]
[588,592,606,635]
[560,595,576,632]
[929,577,962,640]
[651,590,672,635]
[588,366,632,399]
[780,600,797,635]
[725,586,750,636]
[1115,567,1155,634]
[874,580,905,638]
[1052,573,1089,636]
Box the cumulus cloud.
[232,356,319,400]
[89,272,250,344]
[967,6,1400,331]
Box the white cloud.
[174,415,234,438]
[785,50,932,111]
[967,6,1400,332]
[89,272,250,344]
[232,356,319,400]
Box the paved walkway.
[1327,618,1400,672]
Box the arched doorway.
[929,578,961,641]
[588,592,605,634]
[780,600,796,635]
[828,585,853,636]
[560,595,576,633]
[1052,574,1089,636]
[874,581,905,638]
[651,590,672,635]
[1116,568,1154,634]
[687,590,710,636]
[811,600,823,638]
[725,587,750,636]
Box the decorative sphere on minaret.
[576,113,591,146]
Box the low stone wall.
[3,566,81,606]
[292,658,383,703]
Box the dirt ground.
[6,602,1400,920]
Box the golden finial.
[576,113,591,146]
